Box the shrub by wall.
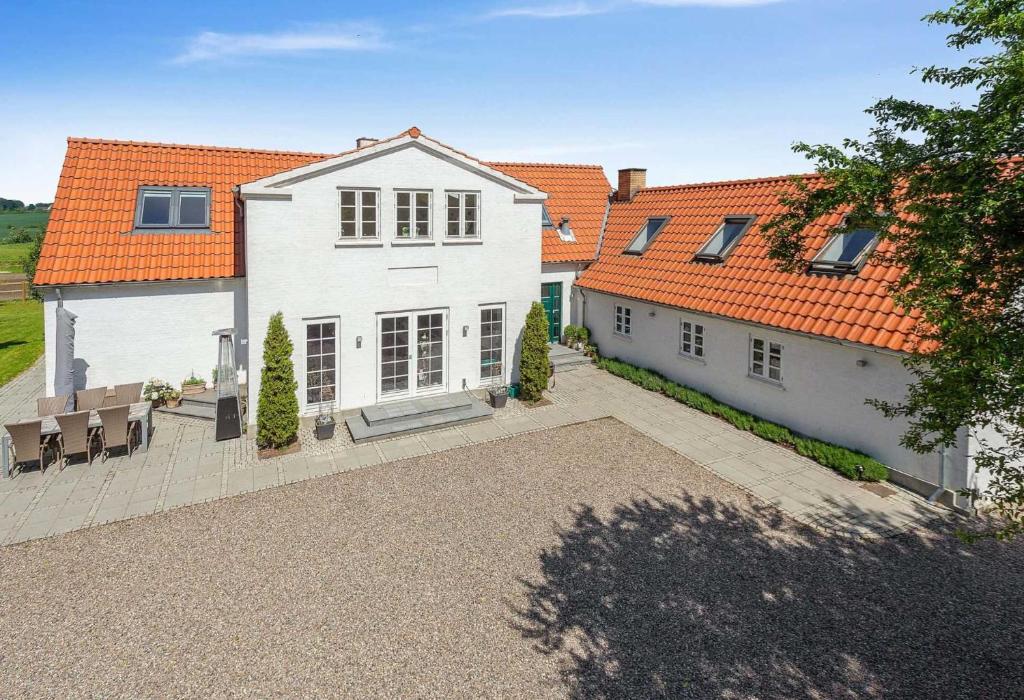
[257,312,300,449]
[596,355,889,482]
[519,301,551,402]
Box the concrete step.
[155,402,216,421]
[550,351,594,373]
[347,395,493,444]
[181,389,217,407]
[361,393,472,426]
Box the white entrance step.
[347,393,493,443]
[549,345,594,373]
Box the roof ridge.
[484,160,606,170]
[66,137,335,159]
[637,172,822,194]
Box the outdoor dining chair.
[75,387,108,411]
[96,405,140,461]
[113,382,144,405]
[54,411,96,468]
[3,420,53,475]
[37,395,71,417]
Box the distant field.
[0,242,32,273]
[0,300,43,387]
[0,210,49,241]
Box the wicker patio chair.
[37,395,71,417]
[75,387,108,411]
[113,382,144,405]
[96,405,140,461]
[54,411,96,468]
[3,420,53,475]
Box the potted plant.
[144,378,172,407]
[487,384,509,408]
[182,372,206,395]
[574,326,590,351]
[313,387,336,440]
[165,389,182,408]
[563,324,577,347]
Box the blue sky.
[0,0,972,202]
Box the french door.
[378,309,447,401]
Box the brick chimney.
[616,168,647,202]
[356,137,379,149]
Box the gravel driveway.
[1,418,1021,698]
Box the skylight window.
[542,205,554,229]
[134,186,210,230]
[809,228,877,273]
[694,216,754,262]
[624,217,669,255]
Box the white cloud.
[487,0,783,20]
[173,24,387,64]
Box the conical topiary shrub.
[257,311,300,450]
[519,301,551,402]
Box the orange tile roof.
[487,162,610,263]
[35,138,333,285]
[576,174,922,353]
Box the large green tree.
[763,0,1024,537]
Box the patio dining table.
[1,402,153,478]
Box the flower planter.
[314,419,336,440]
[181,383,206,396]
[165,397,181,408]
[488,389,508,409]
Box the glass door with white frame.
[305,320,337,409]
[378,310,447,400]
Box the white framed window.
[446,191,480,237]
[395,190,431,239]
[680,319,705,359]
[305,320,337,406]
[749,336,783,383]
[339,189,379,238]
[134,186,210,229]
[480,305,505,382]
[614,304,632,336]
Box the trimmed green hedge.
[596,356,889,482]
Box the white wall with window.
[583,289,966,500]
[614,304,632,336]
[243,138,540,415]
[479,304,505,384]
[679,319,704,360]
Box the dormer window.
[624,217,669,255]
[134,186,210,230]
[694,216,754,263]
[809,226,877,274]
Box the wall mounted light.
[356,336,362,349]
[856,359,868,367]
[462,325,469,337]
[648,310,656,317]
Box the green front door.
[540,282,562,343]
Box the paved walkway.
[0,361,947,545]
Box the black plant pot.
[488,390,508,409]
[314,419,336,440]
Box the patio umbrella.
[54,304,77,412]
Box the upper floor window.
[396,190,431,239]
[695,216,755,263]
[614,304,632,336]
[680,319,704,359]
[446,192,479,238]
[624,217,669,254]
[339,189,378,238]
[809,226,877,273]
[135,186,210,229]
[749,336,782,384]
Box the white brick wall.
[41,279,245,396]
[581,289,977,498]
[244,145,541,417]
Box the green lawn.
[0,300,43,387]
[0,242,32,273]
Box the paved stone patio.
[0,360,948,545]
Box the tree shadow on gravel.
[511,494,1024,699]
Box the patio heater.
[213,328,242,441]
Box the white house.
[35,128,550,419]
[575,168,985,509]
